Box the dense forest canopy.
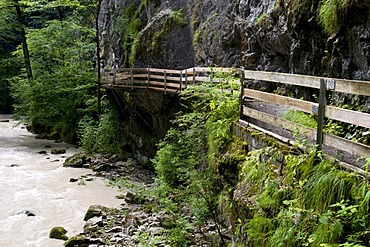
[0,0,103,142]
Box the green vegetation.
[78,104,125,154]
[151,9,187,53]
[11,19,97,142]
[116,1,146,66]
[256,13,269,27]
[318,0,354,35]
[282,109,317,129]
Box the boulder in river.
[19,210,36,217]
[49,226,68,241]
[51,148,66,154]
[63,152,88,168]
[83,205,108,221]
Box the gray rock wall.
[99,0,370,79]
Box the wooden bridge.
[102,67,370,177]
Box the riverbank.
[63,152,220,246]
[0,115,121,247]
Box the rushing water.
[0,115,121,247]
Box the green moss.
[151,9,188,53]
[49,226,68,241]
[282,109,317,129]
[256,13,269,27]
[318,0,354,35]
[169,9,187,26]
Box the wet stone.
[51,148,66,154]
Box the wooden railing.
[102,67,236,94]
[102,67,370,170]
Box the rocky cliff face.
[100,0,370,79]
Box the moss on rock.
[49,226,68,241]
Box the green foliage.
[233,143,370,246]
[169,9,187,26]
[149,73,240,244]
[282,109,317,128]
[10,18,96,142]
[151,9,188,53]
[256,13,269,27]
[78,105,125,154]
[318,0,354,35]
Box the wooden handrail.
[102,66,370,168]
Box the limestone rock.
[51,148,66,154]
[49,226,68,241]
[63,152,87,168]
[83,205,108,221]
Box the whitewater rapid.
[0,115,121,246]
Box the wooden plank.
[104,85,179,94]
[195,67,235,73]
[334,79,370,97]
[243,89,370,128]
[243,70,321,89]
[145,74,181,81]
[243,89,314,114]
[132,74,149,78]
[325,106,370,129]
[242,106,316,140]
[148,68,182,74]
[148,81,180,89]
[323,133,370,157]
[243,106,370,158]
[242,70,370,96]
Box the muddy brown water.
[0,115,121,246]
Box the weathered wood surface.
[243,106,370,158]
[244,89,370,129]
[103,66,370,166]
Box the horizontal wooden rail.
[102,66,369,168]
[244,88,370,129]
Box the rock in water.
[19,210,36,217]
[49,226,68,240]
[83,205,108,221]
[51,148,66,154]
[64,152,87,168]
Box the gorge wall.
[99,0,370,80]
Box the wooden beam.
[242,70,370,96]
[242,106,370,158]
[242,106,316,140]
[244,89,370,128]
[243,89,314,114]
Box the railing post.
[130,68,133,89]
[113,65,117,85]
[210,67,214,84]
[180,71,183,91]
[185,70,188,89]
[316,79,326,151]
[164,70,167,94]
[192,67,196,85]
[147,68,150,89]
[239,69,245,120]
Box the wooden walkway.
[102,67,370,176]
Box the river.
[0,115,121,246]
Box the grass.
[318,0,354,35]
[282,109,317,129]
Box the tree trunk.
[96,0,102,114]
[14,0,33,81]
